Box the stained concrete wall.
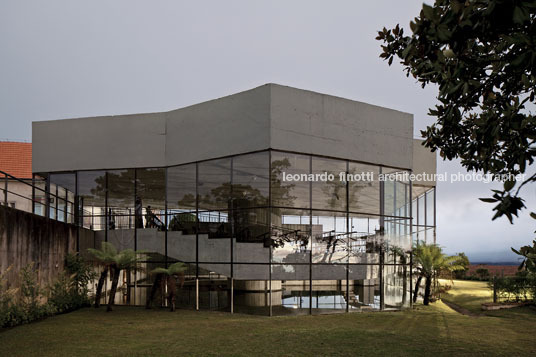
[33,84,418,173]
[32,112,167,173]
[165,85,271,166]
[0,205,94,288]
[269,84,413,169]
[412,139,437,187]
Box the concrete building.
[31,84,437,315]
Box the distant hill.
[467,264,519,277]
[471,262,519,266]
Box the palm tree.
[87,242,116,308]
[146,262,187,312]
[88,242,145,311]
[412,242,464,305]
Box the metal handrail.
[0,170,75,221]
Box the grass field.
[440,279,493,313]
[1,281,535,356]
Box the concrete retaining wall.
[0,205,94,288]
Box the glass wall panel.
[105,169,135,251]
[347,269,380,310]
[233,207,270,245]
[57,186,66,222]
[311,265,348,314]
[418,194,425,227]
[34,178,46,217]
[271,264,310,316]
[311,157,346,211]
[67,190,75,224]
[348,163,380,215]
[198,159,231,211]
[78,171,106,230]
[167,164,197,264]
[107,169,135,230]
[198,213,231,263]
[348,212,381,311]
[384,261,411,308]
[311,211,347,264]
[66,150,422,313]
[137,261,165,308]
[49,182,57,220]
[271,152,310,209]
[426,188,435,227]
[411,199,417,227]
[49,173,75,223]
[232,152,269,208]
[173,262,197,310]
[348,214,380,264]
[396,181,408,218]
[198,263,231,311]
[135,168,165,256]
[137,168,165,226]
[233,264,270,316]
[167,163,196,213]
[271,208,310,264]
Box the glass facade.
[35,149,436,315]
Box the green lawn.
[440,279,493,313]
[1,283,535,356]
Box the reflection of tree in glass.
[270,158,296,207]
[320,168,374,210]
[168,212,197,232]
[171,158,296,210]
[177,193,195,208]
[90,170,165,205]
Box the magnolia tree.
[377,0,535,223]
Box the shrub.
[0,266,18,327]
[490,273,536,302]
[1,263,53,328]
[48,254,96,313]
[1,255,96,328]
[475,268,490,281]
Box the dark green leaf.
[479,198,497,203]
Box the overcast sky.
[1,0,534,262]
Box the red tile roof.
[0,142,32,179]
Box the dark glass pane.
[233,207,270,244]
[49,173,75,193]
[233,264,270,316]
[311,157,346,211]
[137,168,166,208]
[348,163,379,215]
[271,152,310,209]
[78,170,106,230]
[167,213,197,262]
[232,151,269,208]
[198,210,231,262]
[167,164,197,263]
[198,263,231,311]
[198,158,231,211]
[167,164,196,211]
[107,169,135,230]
